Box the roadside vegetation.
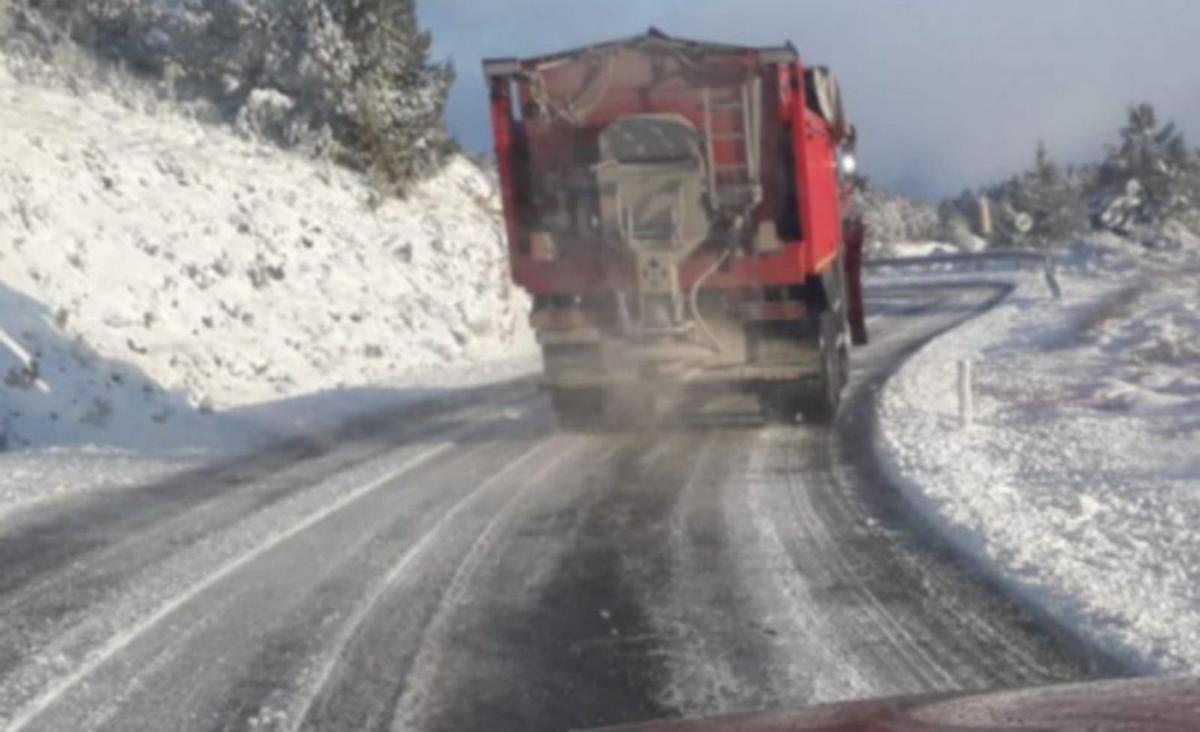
[940,103,1200,250]
[0,0,454,193]
[849,103,1200,256]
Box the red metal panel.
[487,77,524,280]
[791,62,841,278]
[804,111,843,275]
[490,39,846,297]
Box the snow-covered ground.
[11,29,1200,684]
[0,52,536,515]
[873,241,964,259]
[877,233,1200,674]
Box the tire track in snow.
[61,589,248,732]
[388,432,684,732]
[280,436,585,732]
[770,428,959,690]
[0,443,399,653]
[0,394,538,630]
[386,439,621,732]
[805,279,1089,692]
[837,282,1095,686]
[0,429,477,732]
[820,430,1053,686]
[649,432,751,716]
[739,428,881,703]
[19,428,551,732]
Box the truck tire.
[798,312,847,424]
[549,387,606,431]
[758,311,847,425]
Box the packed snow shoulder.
[875,237,1200,674]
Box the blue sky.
[418,1,1200,200]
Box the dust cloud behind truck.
[483,29,867,428]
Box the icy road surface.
[0,284,1116,732]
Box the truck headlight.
[839,151,857,177]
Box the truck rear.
[483,30,867,428]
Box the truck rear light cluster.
[530,306,592,331]
[529,231,557,261]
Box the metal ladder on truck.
[701,79,763,214]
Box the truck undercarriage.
[538,262,851,428]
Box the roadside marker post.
[957,359,974,429]
[1044,256,1064,300]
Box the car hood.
[595,676,1200,731]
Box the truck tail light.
[530,307,591,331]
[530,231,557,261]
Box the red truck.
[484,29,867,428]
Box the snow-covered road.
[0,285,1112,732]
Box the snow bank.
[876,239,1200,673]
[0,58,535,455]
[874,241,963,259]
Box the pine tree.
[338,0,455,186]
[986,141,1088,249]
[9,0,455,190]
[1094,103,1199,227]
[1025,141,1088,247]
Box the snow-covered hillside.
[877,235,1200,674]
[0,58,534,454]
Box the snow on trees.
[985,142,1090,249]
[3,0,455,190]
[849,178,939,256]
[1092,103,1200,233]
[942,103,1200,249]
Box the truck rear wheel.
[806,310,849,423]
[758,311,847,425]
[549,387,606,431]
[798,317,847,423]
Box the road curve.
[0,283,1117,732]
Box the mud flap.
[843,217,869,346]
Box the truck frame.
[484,29,867,428]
